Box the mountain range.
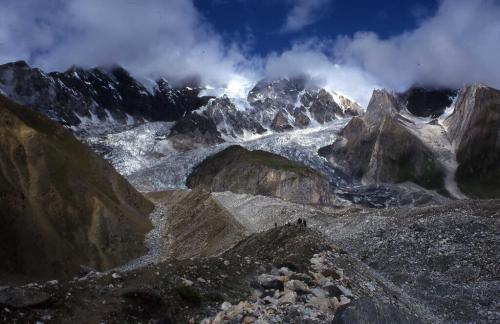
[0,61,499,323]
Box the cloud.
[281,0,330,33]
[264,41,381,106]
[1,0,500,105]
[0,0,257,87]
[334,0,500,90]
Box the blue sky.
[195,0,438,55]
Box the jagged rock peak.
[364,89,401,123]
[0,61,210,128]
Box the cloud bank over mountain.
[1,0,500,106]
[334,0,500,90]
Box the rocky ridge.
[0,61,211,130]
[166,78,362,150]
[0,95,153,281]
[319,89,447,194]
[444,85,500,198]
[187,145,331,205]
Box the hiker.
[297,218,302,225]
[274,222,278,228]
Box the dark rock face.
[445,85,500,198]
[167,113,224,151]
[0,61,210,127]
[165,78,362,149]
[270,111,293,132]
[248,78,360,131]
[306,89,345,123]
[186,145,331,204]
[292,107,310,128]
[319,90,446,193]
[398,87,457,118]
[0,95,153,281]
[204,96,266,137]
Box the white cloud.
[334,0,500,90]
[0,0,258,87]
[1,0,500,105]
[265,41,381,106]
[281,0,329,33]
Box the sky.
[1,0,500,106]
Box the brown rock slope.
[319,90,446,193]
[147,190,248,260]
[0,95,153,281]
[186,145,331,205]
[445,85,500,198]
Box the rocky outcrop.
[0,95,153,281]
[397,87,457,118]
[187,146,331,204]
[319,90,446,193]
[270,110,293,132]
[167,113,224,151]
[203,96,266,137]
[444,85,500,198]
[147,190,248,260]
[165,77,362,149]
[0,61,210,128]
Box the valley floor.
[2,190,499,323]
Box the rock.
[285,280,309,294]
[293,108,310,128]
[148,190,247,260]
[79,265,97,278]
[220,301,232,311]
[319,90,446,192]
[278,291,297,304]
[290,273,314,285]
[332,297,423,324]
[444,85,500,198]
[307,296,334,312]
[270,111,293,132]
[0,96,153,280]
[0,287,51,309]
[0,62,209,127]
[258,274,284,291]
[186,145,331,205]
[204,96,266,137]
[111,273,122,279]
[336,285,353,298]
[308,89,344,123]
[181,279,193,286]
[121,286,163,317]
[167,113,224,151]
